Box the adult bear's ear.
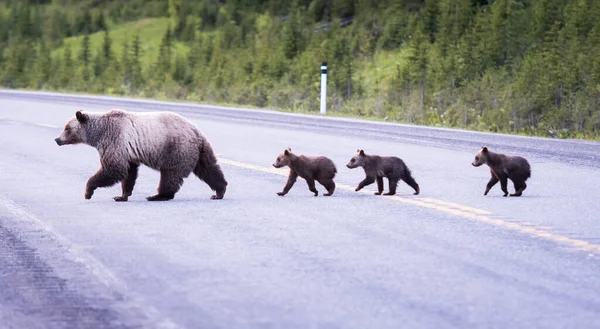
[76,110,89,123]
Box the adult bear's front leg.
[85,166,126,200]
[114,162,139,202]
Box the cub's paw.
[374,192,382,195]
[355,187,361,192]
[277,192,286,196]
[113,196,128,202]
[213,188,226,200]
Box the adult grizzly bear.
[272,148,337,196]
[55,109,227,201]
[471,146,531,197]
[346,149,420,196]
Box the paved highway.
[0,89,599,329]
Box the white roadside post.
[320,62,327,116]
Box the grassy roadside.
[5,84,598,143]
[51,17,189,67]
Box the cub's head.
[347,149,367,168]
[471,146,490,167]
[273,148,293,168]
[54,110,90,146]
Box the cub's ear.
[75,110,89,123]
[482,146,489,153]
[359,149,365,156]
[284,149,290,156]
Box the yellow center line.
[418,198,492,215]
[218,158,600,255]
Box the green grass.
[356,49,411,95]
[51,17,189,67]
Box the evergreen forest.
[1,0,600,139]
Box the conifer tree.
[31,40,52,89]
[407,28,428,108]
[93,11,107,32]
[102,30,113,62]
[131,34,144,91]
[157,25,173,76]
[80,32,91,66]
[60,45,73,88]
[282,1,302,60]
[121,39,131,87]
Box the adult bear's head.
[54,110,91,146]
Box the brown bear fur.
[55,109,227,201]
[272,148,337,196]
[471,146,531,197]
[346,149,420,196]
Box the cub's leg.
[484,175,499,196]
[402,174,420,195]
[318,178,336,196]
[305,178,319,196]
[499,174,509,197]
[374,176,384,195]
[383,178,399,196]
[510,180,526,197]
[278,170,298,196]
[355,176,375,192]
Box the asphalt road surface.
[0,89,599,329]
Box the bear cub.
[346,149,420,196]
[471,146,531,197]
[272,148,337,196]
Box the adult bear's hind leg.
[147,170,184,201]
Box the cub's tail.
[194,140,228,199]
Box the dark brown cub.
[471,146,531,197]
[272,148,337,197]
[346,149,420,196]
